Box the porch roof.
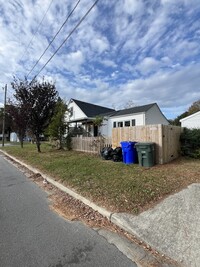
[68,117,94,123]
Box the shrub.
[65,134,72,151]
[180,128,200,158]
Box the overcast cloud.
[0,0,200,119]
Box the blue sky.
[0,0,200,119]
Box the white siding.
[145,105,169,125]
[180,111,200,128]
[67,101,87,121]
[100,118,112,137]
[102,113,145,137]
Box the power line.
[21,0,54,61]
[27,0,81,78]
[30,0,99,79]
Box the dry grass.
[2,142,200,214]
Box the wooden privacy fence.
[72,136,112,154]
[112,124,182,164]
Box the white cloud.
[65,50,84,73]
[136,57,161,75]
[123,0,144,15]
[0,0,200,119]
[101,59,117,68]
[90,37,109,54]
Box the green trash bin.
[135,142,155,167]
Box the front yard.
[1,142,200,214]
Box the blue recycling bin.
[120,141,138,164]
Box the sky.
[0,0,200,119]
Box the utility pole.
[2,84,7,147]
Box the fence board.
[71,125,181,164]
[72,136,112,154]
[112,124,182,164]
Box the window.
[118,121,123,127]
[125,121,130,127]
[113,122,116,128]
[69,107,73,117]
[132,119,136,126]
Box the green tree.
[92,115,104,136]
[170,99,200,126]
[46,98,67,149]
[169,111,188,126]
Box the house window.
[113,122,116,128]
[132,119,136,126]
[69,107,73,117]
[118,121,123,127]
[125,121,130,127]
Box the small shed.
[180,111,200,129]
[10,132,19,142]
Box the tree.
[11,77,58,152]
[170,99,200,126]
[10,77,32,147]
[169,111,188,126]
[7,104,29,148]
[0,106,12,142]
[92,115,104,136]
[46,97,67,149]
[28,78,58,152]
[188,99,200,115]
[123,100,137,109]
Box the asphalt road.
[0,153,137,267]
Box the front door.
[94,125,98,136]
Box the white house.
[66,99,169,137]
[180,111,200,129]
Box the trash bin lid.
[135,142,155,151]
[135,142,154,146]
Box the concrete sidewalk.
[113,183,200,267]
[2,150,198,267]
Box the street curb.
[1,149,180,267]
[0,150,112,220]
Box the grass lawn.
[1,142,200,214]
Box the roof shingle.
[110,103,156,117]
[71,99,115,117]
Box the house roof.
[70,98,115,117]
[70,99,160,119]
[110,103,156,117]
[180,110,200,122]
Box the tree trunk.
[35,135,41,152]
[20,140,23,148]
[19,135,23,148]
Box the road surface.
[0,153,136,267]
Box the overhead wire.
[21,0,54,62]
[26,0,81,78]
[29,0,99,80]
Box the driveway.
[113,183,200,267]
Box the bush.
[65,134,72,151]
[180,128,200,158]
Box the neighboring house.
[66,98,169,137]
[180,111,200,129]
[66,99,115,137]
